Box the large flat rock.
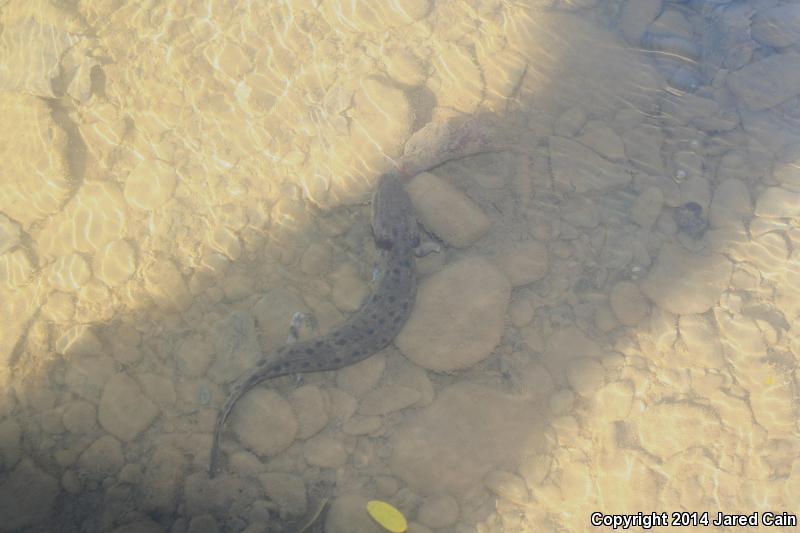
[99,373,159,441]
[641,243,732,315]
[396,256,510,371]
[389,383,544,495]
[549,136,632,193]
[727,53,800,111]
[406,172,491,247]
[0,459,58,530]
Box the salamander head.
[371,174,419,251]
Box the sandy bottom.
[0,0,799,532]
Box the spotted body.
[208,174,418,477]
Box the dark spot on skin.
[316,361,324,367]
[306,348,315,355]
[271,364,281,372]
[335,338,347,346]
[393,315,402,323]
[402,302,409,310]
[375,237,393,250]
[366,329,374,335]
[333,358,341,364]
[378,318,385,325]
[388,295,396,303]
[315,340,324,347]
[302,361,310,368]
[393,268,401,275]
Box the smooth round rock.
[494,240,548,287]
[774,144,800,192]
[98,373,159,441]
[406,172,490,247]
[484,470,529,505]
[726,54,800,111]
[48,253,91,292]
[751,5,800,48]
[65,353,117,399]
[0,419,21,470]
[258,472,307,516]
[709,179,751,228]
[630,187,663,229]
[141,447,187,515]
[188,515,219,533]
[78,435,123,480]
[358,386,421,416]
[336,353,385,397]
[143,258,192,312]
[0,459,58,530]
[396,257,511,371]
[590,381,634,421]
[565,358,606,397]
[62,400,97,434]
[109,520,165,533]
[56,325,103,357]
[390,383,544,495]
[94,239,137,287]
[509,298,534,328]
[609,281,651,326]
[640,243,732,315]
[231,389,297,457]
[416,493,459,529]
[304,435,348,468]
[300,242,332,275]
[287,385,329,439]
[755,187,800,219]
[331,265,369,312]
[325,494,385,533]
[636,403,721,459]
[124,158,176,211]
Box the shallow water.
[1,1,799,532]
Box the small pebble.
[416,493,459,529]
[483,470,529,505]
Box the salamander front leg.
[287,312,304,344]
[287,311,316,385]
[414,241,441,257]
[287,311,317,343]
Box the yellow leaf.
[366,500,408,533]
